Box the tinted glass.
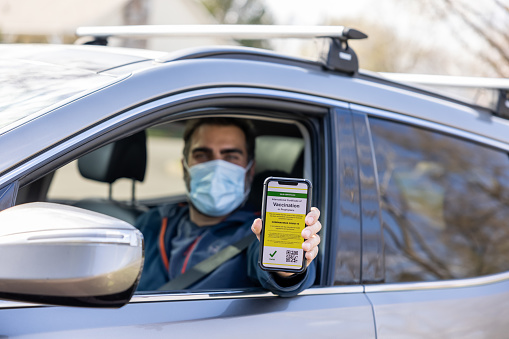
[370,118,509,282]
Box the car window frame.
[0,181,18,211]
[0,87,369,304]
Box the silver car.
[1,25,509,338]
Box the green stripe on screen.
[267,191,307,198]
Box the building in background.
[0,0,230,51]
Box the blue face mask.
[184,159,253,217]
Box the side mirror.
[0,202,144,308]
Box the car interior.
[15,116,309,227]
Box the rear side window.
[370,117,509,283]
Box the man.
[136,117,321,296]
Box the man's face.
[186,124,250,168]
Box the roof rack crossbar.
[380,73,509,90]
[381,72,509,118]
[76,24,366,41]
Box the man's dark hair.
[182,117,256,161]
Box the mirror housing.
[0,202,144,308]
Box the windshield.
[0,59,117,131]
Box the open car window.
[14,113,315,292]
[25,116,308,223]
[47,123,186,204]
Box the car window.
[47,124,186,202]
[370,117,509,283]
[47,121,306,205]
[40,114,314,292]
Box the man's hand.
[251,207,321,278]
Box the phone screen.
[260,178,310,272]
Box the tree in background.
[408,0,509,77]
[200,0,274,48]
[323,18,452,74]
[123,0,149,49]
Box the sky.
[265,0,389,25]
[264,0,457,51]
[263,0,492,43]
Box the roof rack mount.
[76,24,368,74]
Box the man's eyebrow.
[191,147,212,154]
[220,148,244,155]
[191,147,244,155]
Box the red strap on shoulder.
[181,236,201,274]
[159,217,169,271]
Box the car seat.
[73,131,148,225]
[246,148,305,212]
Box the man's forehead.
[191,124,247,144]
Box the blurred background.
[0,0,507,77]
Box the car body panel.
[0,60,120,134]
[0,44,165,72]
[365,274,509,338]
[350,111,384,284]
[331,108,362,284]
[0,288,375,338]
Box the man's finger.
[305,245,319,263]
[303,234,320,252]
[251,218,262,241]
[302,220,322,239]
[305,207,320,225]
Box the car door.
[353,104,509,338]
[0,88,376,338]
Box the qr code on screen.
[286,250,299,263]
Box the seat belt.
[157,233,256,291]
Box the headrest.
[78,131,147,184]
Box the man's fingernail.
[302,229,310,238]
[305,216,313,224]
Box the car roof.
[0,44,166,73]
[1,42,509,185]
[0,43,501,117]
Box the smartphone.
[259,177,312,273]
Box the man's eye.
[224,154,240,161]
[194,153,208,161]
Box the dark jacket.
[136,203,315,297]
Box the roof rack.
[76,24,365,40]
[76,24,368,73]
[381,73,509,119]
[380,73,509,89]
